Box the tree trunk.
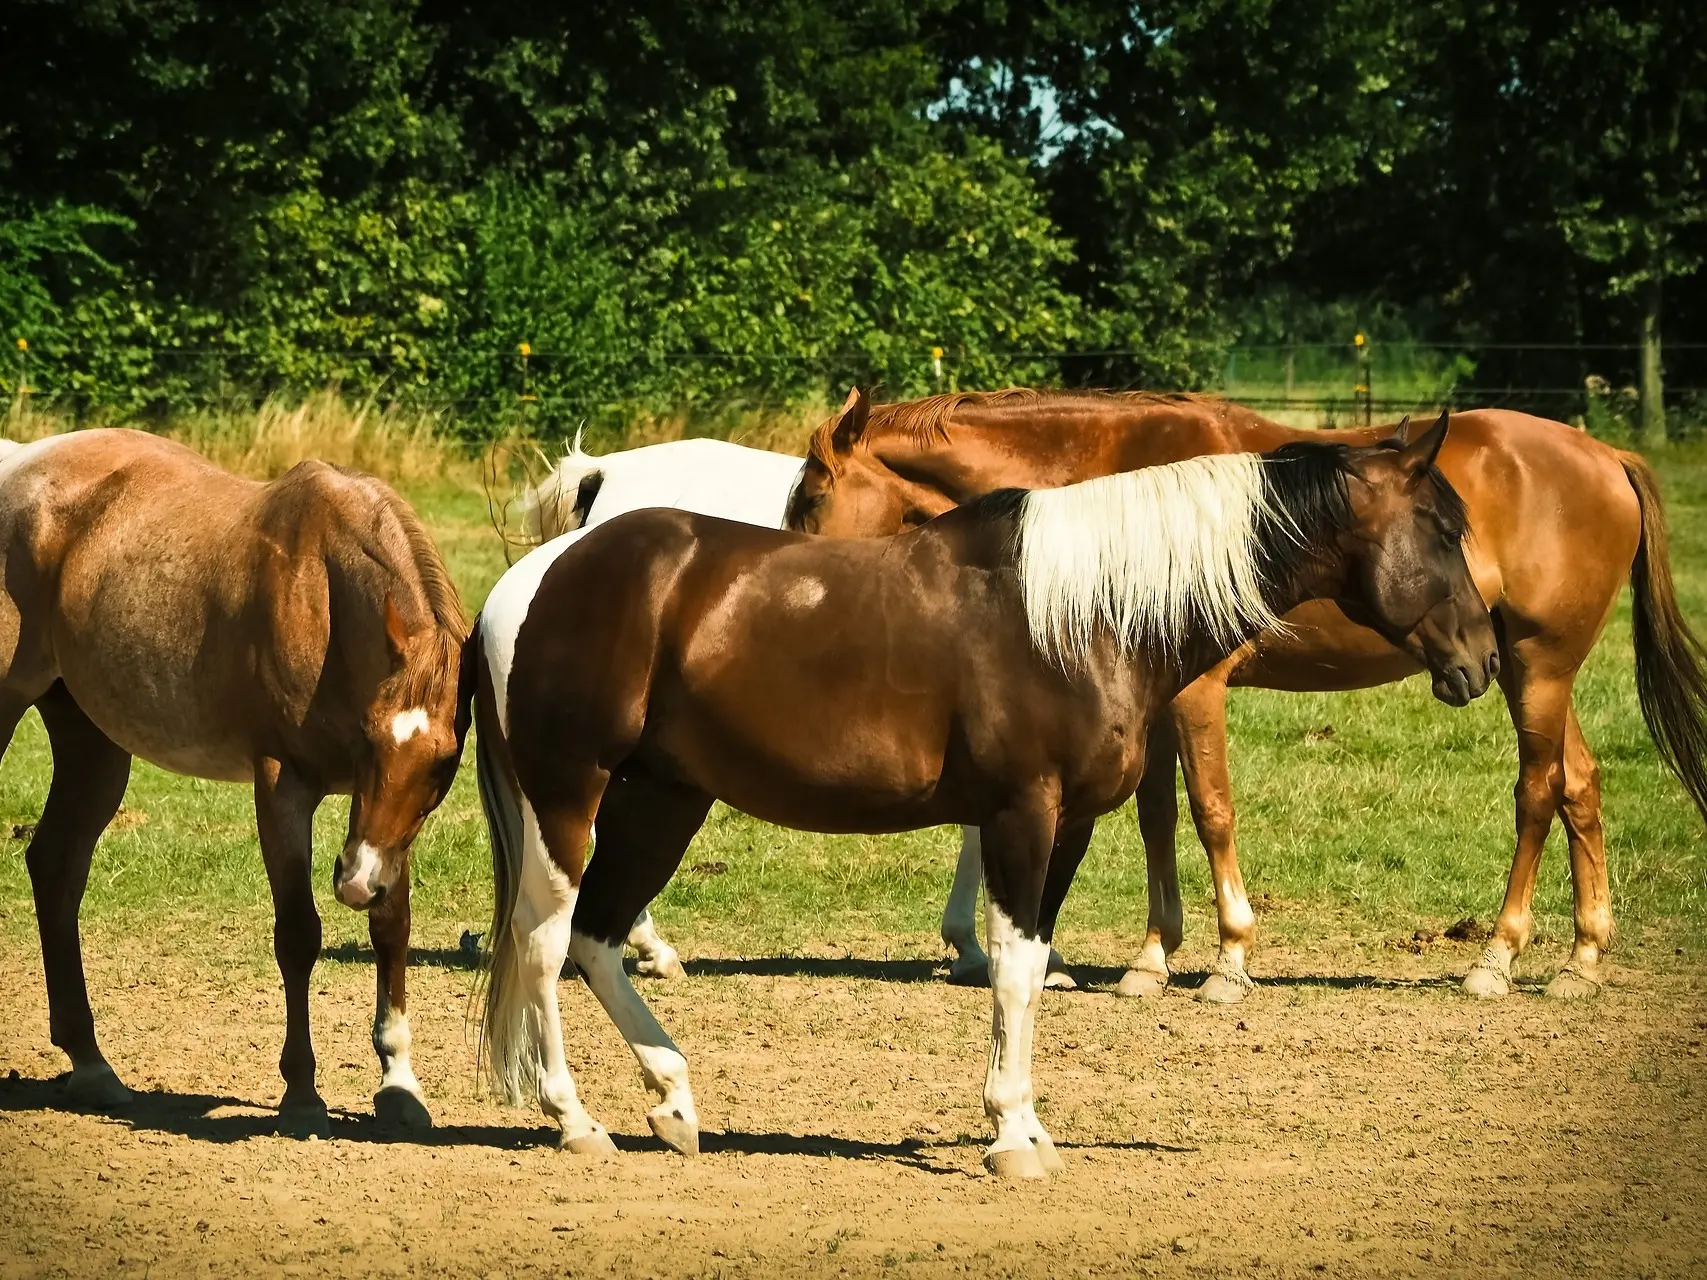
[1638,272,1667,448]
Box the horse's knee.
[1514,760,1564,824]
[1190,802,1236,855]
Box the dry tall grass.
[2,389,474,484]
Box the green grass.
[1,443,1703,971]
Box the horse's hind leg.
[566,767,713,1157]
[27,683,133,1108]
[253,758,328,1136]
[1170,675,1258,1004]
[1117,713,1183,999]
[1546,706,1613,999]
[626,909,685,980]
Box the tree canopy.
[2,0,1702,437]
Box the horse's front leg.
[254,758,328,1137]
[941,827,1075,989]
[368,874,431,1127]
[979,800,1081,1181]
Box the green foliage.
[0,0,1701,423]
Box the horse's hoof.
[984,1145,1048,1181]
[1197,972,1252,1005]
[947,953,991,987]
[373,1086,433,1129]
[277,1100,331,1140]
[559,1125,619,1159]
[1043,949,1076,990]
[1115,967,1168,999]
[1032,1132,1065,1173]
[636,952,686,981]
[1462,964,1511,1000]
[1544,966,1602,1001]
[66,1064,133,1111]
[647,1105,700,1156]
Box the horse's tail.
[1620,451,1707,824]
[515,429,604,542]
[470,616,542,1106]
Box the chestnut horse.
[786,389,1707,1002]
[0,431,470,1134]
[470,422,1495,1177]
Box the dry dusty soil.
[2,929,1704,1278]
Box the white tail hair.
[514,430,601,542]
[1016,452,1294,666]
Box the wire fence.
[5,337,1704,430]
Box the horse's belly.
[58,658,254,783]
[653,717,950,835]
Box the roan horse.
[787,389,1707,1002]
[470,419,1496,1178]
[0,431,470,1133]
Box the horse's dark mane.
[1254,441,1469,595]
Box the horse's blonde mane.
[1015,452,1289,667]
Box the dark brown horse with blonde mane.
[473,422,1495,1177]
[0,430,470,1134]
[786,389,1707,1002]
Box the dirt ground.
[1,930,1704,1279]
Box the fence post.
[518,342,536,404]
[1353,332,1371,427]
[14,338,27,420]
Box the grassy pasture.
[0,423,1702,985]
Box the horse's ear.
[1397,407,1450,479]
[830,386,869,454]
[1380,415,1413,449]
[383,595,411,668]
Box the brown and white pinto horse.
[0,430,470,1134]
[786,390,1707,1002]
[473,421,1495,1178]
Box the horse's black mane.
[1254,439,1468,594]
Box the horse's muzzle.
[333,841,386,910]
[1430,647,1500,707]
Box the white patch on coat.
[1016,452,1287,667]
[783,576,827,611]
[390,707,430,743]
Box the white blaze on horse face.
[336,841,383,906]
[783,576,827,611]
[390,707,430,744]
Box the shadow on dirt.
[0,1073,549,1149]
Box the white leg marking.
[512,801,603,1143]
[627,909,684,979]
[942,828,989,983]
[372,1006,422,1099]
[390,707,430,744]
[570,930,699,1154]
[983,902,1053,1168]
